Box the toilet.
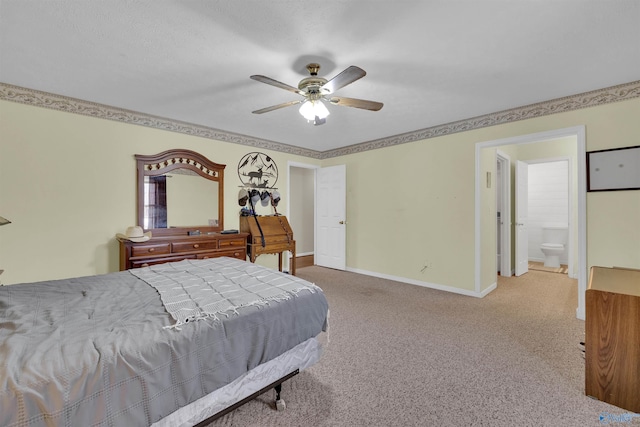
[540,226,568,268]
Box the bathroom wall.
[527,160,569,264]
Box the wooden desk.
[585,266,640,412]
[240,215,296,275]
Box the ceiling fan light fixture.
[299,99,330,122]
[251,63,381,123]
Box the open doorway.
[498,156,573,277]
[287,162,318,269]
[475,126,587,320]
[287,162,348,272]
[525,159,571,275]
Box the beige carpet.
[529,261,568,274]
[206,267,627,427]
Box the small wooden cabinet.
[585,266,640,412]
[119,232,248,270]
[240,215,296,275]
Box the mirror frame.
[136,149,225,236]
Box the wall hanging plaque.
[237,152,279,189]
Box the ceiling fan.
[250,63,383,125]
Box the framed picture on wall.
[587,145,640,192]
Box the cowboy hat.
[117,226,152,242]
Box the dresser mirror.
[136,149,225,236]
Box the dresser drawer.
[131,243,171,257]
[218,237,246,248]
[197,248,246,260]
[119,233,249,271]
[130,255,196,268]
[216,248,246,260]
[172,241,218,253]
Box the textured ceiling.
[1,1,639,153]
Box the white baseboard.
[345,267,495,298]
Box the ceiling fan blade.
[329,96,383,111]
[250,75,303,95]
[322,66,366,94]
[252,100,302,114]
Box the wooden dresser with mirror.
[118,149,248,270]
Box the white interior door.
[316,165,346,270]
[515,160,529,276]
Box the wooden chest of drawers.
[585,266,640,412]
[119,232,248,270]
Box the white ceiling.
[1,1,639,153]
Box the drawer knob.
[148,248,155,252]
[193,244,200,249]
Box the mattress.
[0,258,329,427]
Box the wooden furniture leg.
[290,242,296,276]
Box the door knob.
[339,221,345,225]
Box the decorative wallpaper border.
[0,83,322,159]
[1,80,639,160]
[322,80,640,159]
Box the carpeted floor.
[206,267,631,427]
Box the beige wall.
[322,98,640,292]
[323,135,478,290]
[0,100,317,284]
[1,97,639,292]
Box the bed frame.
[194,369,299,426]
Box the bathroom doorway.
[525,159,571,275]
[475,126,586,319]
[497,156,574,278]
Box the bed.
[0,257,329,426]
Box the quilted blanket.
[130,257,322,328]
[0,258,328,427]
